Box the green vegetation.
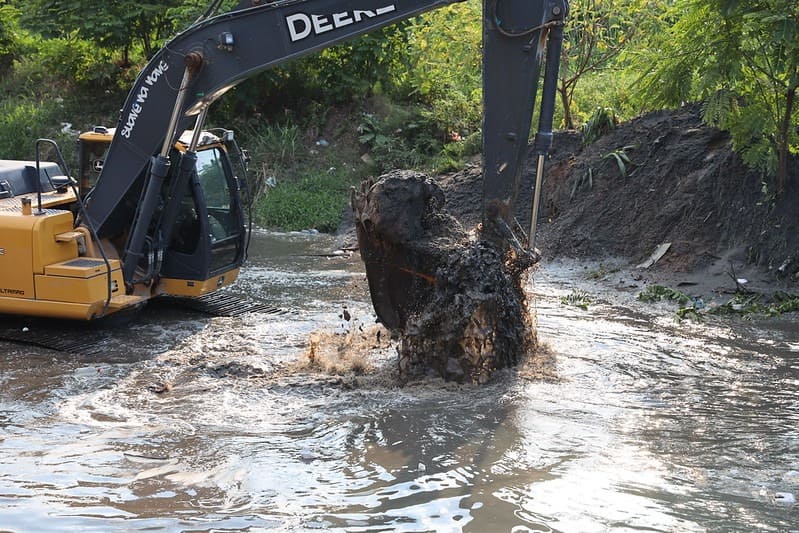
[632,0,799,195]
[561,289,592,310]
[559,0,651,129]
[22,0,196,62]
[638,285,693,306]
[602,144,638,178]
[254,170,357,232]
[238,116,370,231]
[0,5,127,166]
[581,107,618,145]
[638,284,799,319]
[707,291,799,318]
[0,0,795,229]
[637,285,704,319]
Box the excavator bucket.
[351,172,461,331]
[352,171,538,383]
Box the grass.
[237,113,372,232]
[561,289,592,310]
[582,106,617,145]
[254,168,361,232]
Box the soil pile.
[351,171,536,383]
[436,105,799,288]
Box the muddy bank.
[429,105,799,299]
[333,106,799,382]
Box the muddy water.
[1,231,797,532]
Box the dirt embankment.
[433,105,799,296]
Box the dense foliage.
[0,5,18,76]
[633,0,799,194]
[0,0,795,228]
[21,0,200,62]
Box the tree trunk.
[559,80,574,130]
[777,86,795,196]
[120,46,130,69]
[142,32,152,58]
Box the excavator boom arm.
[482,0,566,225]
[85,0,567,243]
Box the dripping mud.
[351,171,538,384]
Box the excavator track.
[0,294,283,355]
[150,292,284,317]
[0,318,110,356]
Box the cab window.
[196,147,237,242]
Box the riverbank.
[351,105,798,313]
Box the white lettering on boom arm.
[120,59,170,139]
[286,4,397,42]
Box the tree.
[0,4,20,77]
[403,2,483,136]
[634,0,799,194]
[558,0,662,129]
[22,0,191,63]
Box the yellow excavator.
[0,127,250,320]
[0,0,566,322]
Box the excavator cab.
[77,127,249,299]
[78,127,114,197]
[158,133,248,291]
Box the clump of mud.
[351,170,537,384]
[301,322,391,376]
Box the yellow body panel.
[0,207,139,320]
[36,258,124,304]
[0,294,146,320]
[30,212,78,273]
[0,217,35,298]
[78,130,113,143]
[0,208,76,299]
[157,268,240,297]
[44,257,121,278]
[0,189,79,212]
[35,274,119,305]
[0,296,106,320]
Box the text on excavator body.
[286,5,397,42]
[120,60,170,139]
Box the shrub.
[254,170,357,232]
[0,98,76,163]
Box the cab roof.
[79,127,224,150]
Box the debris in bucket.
[351,170,538,384]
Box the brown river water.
[1,231,798,532]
